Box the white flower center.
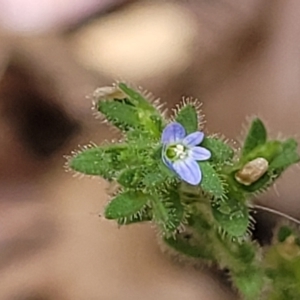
[174,144,187,159]
[165,143,188,161]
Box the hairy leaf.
[69,145,128,179]
[244,140,282,163]
[152,189,185,236]
[118,82,157,112]
[236,243,256,264]
[117,167,144,189]
[164,235,214,260]
[105,191,149,220]
[211,197,249,238]
[117,207,152,225]
[198,161,226,199]
[242,118,267,157]
[231,267,264,300]
[142,161,175,189]
[116,83,163,137]
[269,138,300,171]
[97,100,140,130]
[175,104,198,134]
[202,137,234,163]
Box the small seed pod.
[235,157,269,186]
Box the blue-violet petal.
[183,131,204,147]
[189,146,211,161]
[161,122,186,144]
[172,157,202,185]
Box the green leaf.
[198,161,226,199]
[116,83,163,137]
[97,100,140,130]
[164,213,214,260]
[242,118,267,157]
[142,161,175,189]
[164,235,214,260]
[269,138,300,171]
[175,104,198,134]
[201,137,234,163]
[126,128,152,142]
[118,82,157,112]
[117,167,144,189]
[231,267,264,300]
[211,197,249,238]
[236,243,256,264]
[69,145,128,179]
[117,207,152,225]
[152,189,185,236]
[105,191,149,220]
[244,140,282,163]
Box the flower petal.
[173,158,202,185]
[161,122,185,144]
[189,146,211,161]
[183,131,204,147]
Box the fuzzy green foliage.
[95,83,163,138]
[105,191,149,220]
[198,161,226,199]
[269,138,299,171]
[231,267,265,300]
[241,118,267,157]
[175,104,198,134]
[70,144,128,180]
[201,136,234,163]
[264,225,300,299]
[97,100,140,130]
[151,189,186,236]
[68,83,300,300]
[164,232,215,260]
[211,197,250,238]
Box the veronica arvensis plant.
[67,82,300,300]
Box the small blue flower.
[161,122,211,185]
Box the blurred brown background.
[0,0,300,299]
